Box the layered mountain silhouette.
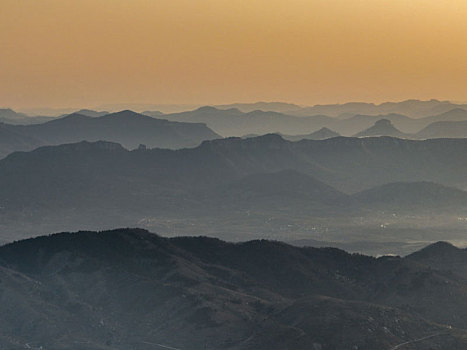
[145,106,334,136]
[3,135,467,242]
[281,127,340,141]
[142,104,467,138]
[70,109,109,117]
[0,110,220,159]
[0,228,466,349]
[0,108,55,125]
[288,99,467,118]
[354,119,409,138]
[416,120,467,139]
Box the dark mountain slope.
[0,111,220,159]
[4,136,467,240]
[5,110,220,150]
[0,124,42,159]
[0,229,467,349]
[407,241,467,276]
[352,182,467,212]
[208,170,349,213]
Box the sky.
[1,0,467,110]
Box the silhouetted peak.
[409,241,460,260]
[105,110,143,118]
[355,118,406,137]
[375,119,392,126]
[195,106,219,113]
[311,127,340,138]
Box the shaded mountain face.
[209,169,349,213]
[0,229,467,349]
[0,124,43,158]
[416,120,467,139]
[352,181,467,212]
[3,135,467,244]
[354,119,409,138]
[5,135,467,203]
[0,110,220,159]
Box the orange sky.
[1,0,467,109]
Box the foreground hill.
[0,110,220,158]
[0,228,467,349]
[353,182,467,212]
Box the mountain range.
[1,228,467,349]
[354,119,410,138]
[3,135,467,247]
[286,99,467,118]
[0,110,220,159]
[142,105,467,137]
[0,108,55,125]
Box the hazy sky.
[1,0,467,109]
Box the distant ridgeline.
[0,109,220,159]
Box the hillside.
[354,119,410,138]
[0,110,220,158]
[0,229,466,349]
[416,120,467,139]
[288,99,467,118]
[0,108,55,125]
[0,124,42,159]
[3,136,467,243]
[352,181,467,212]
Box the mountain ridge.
[0,228,467,349]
